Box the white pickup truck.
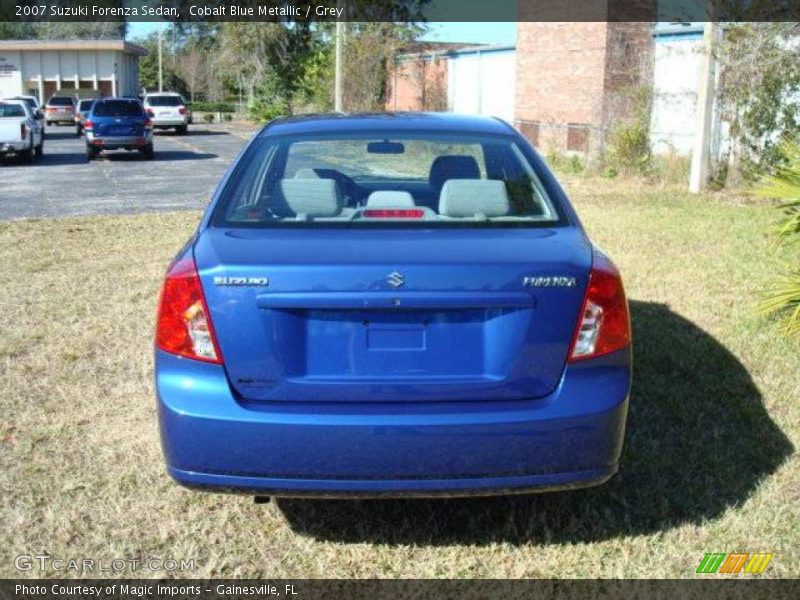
[0,99,44,163]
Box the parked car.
[2,95,44,140]
[154,113,632,498]
[143,92,190,134]
[44,95,75,125]
[84,97,154,161]
[74,99,96,137]
[0,99,44,162]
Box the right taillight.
[568,250,631,362]
[84,119,93,131]
[155,257,222,364]
[20,123,27,140]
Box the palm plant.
[754,142,800,336]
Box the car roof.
[145,92,182,96]
[261,112,516,137]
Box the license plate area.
[299,309,486,379]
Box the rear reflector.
[363,209,425,219]
[155,257,223,364]
[568,250,631,362]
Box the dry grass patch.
[0,178,798,578]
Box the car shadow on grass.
[276,300,794,545]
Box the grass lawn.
[0,176,797,578]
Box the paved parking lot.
[0,123,255,220]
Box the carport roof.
[0,39,147,56]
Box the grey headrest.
[366,191,415,208]
[277,179,342,217]
[429,155,480,193]
[439,179,510,218]
[294,168,320,179]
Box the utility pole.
[158,24,164,93]
[689,22,717,194]
[334,0,345,112]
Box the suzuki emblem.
[387,271,405,288]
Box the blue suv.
[155,113,632,498]
[84,98,153,161]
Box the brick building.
[386,22,711,157]
[514,22,654,155]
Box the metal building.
[0,39,146,103]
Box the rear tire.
[177,124,188,135]
[86,146,98,161]
[35,141,43,159]
[20,146,34,164]
[76,126,82,137]
[140,143,154,160]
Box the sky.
[126,21,517,46]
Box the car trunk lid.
[194,227,591,403]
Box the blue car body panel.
[155,113,632,497]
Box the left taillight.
[178,106,186,115]
[155,257,223,364]
[20,123,28,140]
[568,250,631,362]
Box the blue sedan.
[154,113,632,498]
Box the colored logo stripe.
[696,553,726,573]
[745,554,773,574]
[696,553,773,574]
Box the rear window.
[214,132,560,228]
[48,97,73,106]
[146,95,182,107]
[78,100,95,111]
[93,100,143,117]
[0,103,25,118]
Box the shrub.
[223,113,233,122]
[189,102,235,113]
[606,120,652,175]
[202,113,215,124]
[754,141,800,336]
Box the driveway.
[0,123,255,220]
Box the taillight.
[178,106,186,115]
[155,257,223,364]
[362,209,425,219]
[20,123,27,139]
[568,251,631,362]
[146,108,155,117]
[84,119,93,131]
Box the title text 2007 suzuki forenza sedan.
[155,113,632,497]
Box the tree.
[715,23,800,183]
[174,45,206,102]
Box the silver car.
[143,93,191,135]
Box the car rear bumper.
[1,141,28,153]
[86,133,152,149]
[152,117,188,127]
[46,113,74,123]
[156,348,631,497]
